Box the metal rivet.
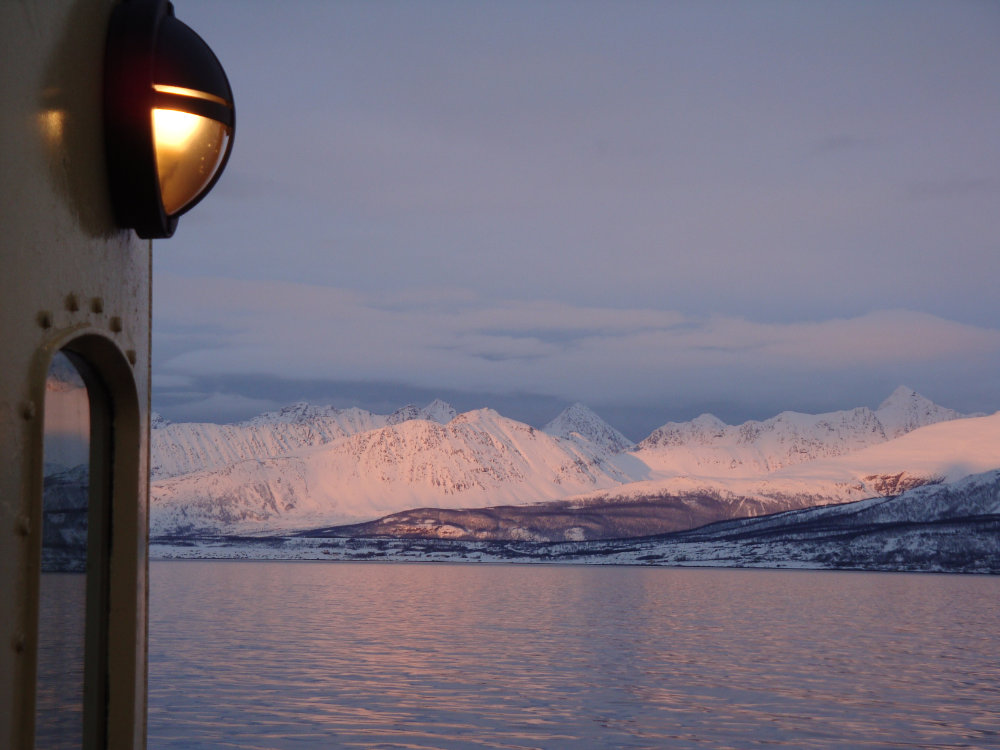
[16,515,30,536]
[91,297,104,314]
[65,293,80,312]
[20,401,35,420]
[126,349,137,365]
[36,310,52,328]
[109,316,123,333]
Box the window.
[36,351,111,749]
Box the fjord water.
[148,562,999,749]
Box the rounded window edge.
[25,331,147,750]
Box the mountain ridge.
[152,469,1000,575]
[149,388,998,538]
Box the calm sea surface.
[148,561,1000,749]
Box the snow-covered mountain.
[635,386,965,476]
[543,403,634,453]
[149,388,997,539]
[151,407,636,535]
[874,385,968,438]
[151,399,455,480]
[569,467,1000,573]
[152,470,1000,575]
[387,398,457,425]
[318,412,1000,543]
[551,410,1000,535]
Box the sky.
[152,0,1000,440]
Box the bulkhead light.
[104,0,235,238]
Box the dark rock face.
[303,490,828,543]
[863,472,940,496]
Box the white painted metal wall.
[0,1,151,747]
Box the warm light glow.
[152,109,231,215]
[38,109,66,145]
[153,84,230,107]
[153,108,200,148]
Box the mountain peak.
[422,399,457,424]
[543,403,634,453]
[875,386,963,439]
[247,401,337,425]
[690,413,727,430]
[877,385,925,411]
[387,400,457,425]
[387,404,422,425]
[550,402,599,423]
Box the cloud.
[151,373,195,389]
[161,0,1000,337]
[147,2,1000,433]
[154,274,1000,415]
[153,387,283,425]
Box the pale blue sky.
[153,0,1000,438]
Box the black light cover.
[104,0,235,238]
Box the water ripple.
[149,563,1000,749]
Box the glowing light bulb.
[152,108,230,215]
[153,108,200,148]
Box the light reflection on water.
[148,562,1000,749]
[36,573,86,749]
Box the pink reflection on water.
[149,563,1000,749]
